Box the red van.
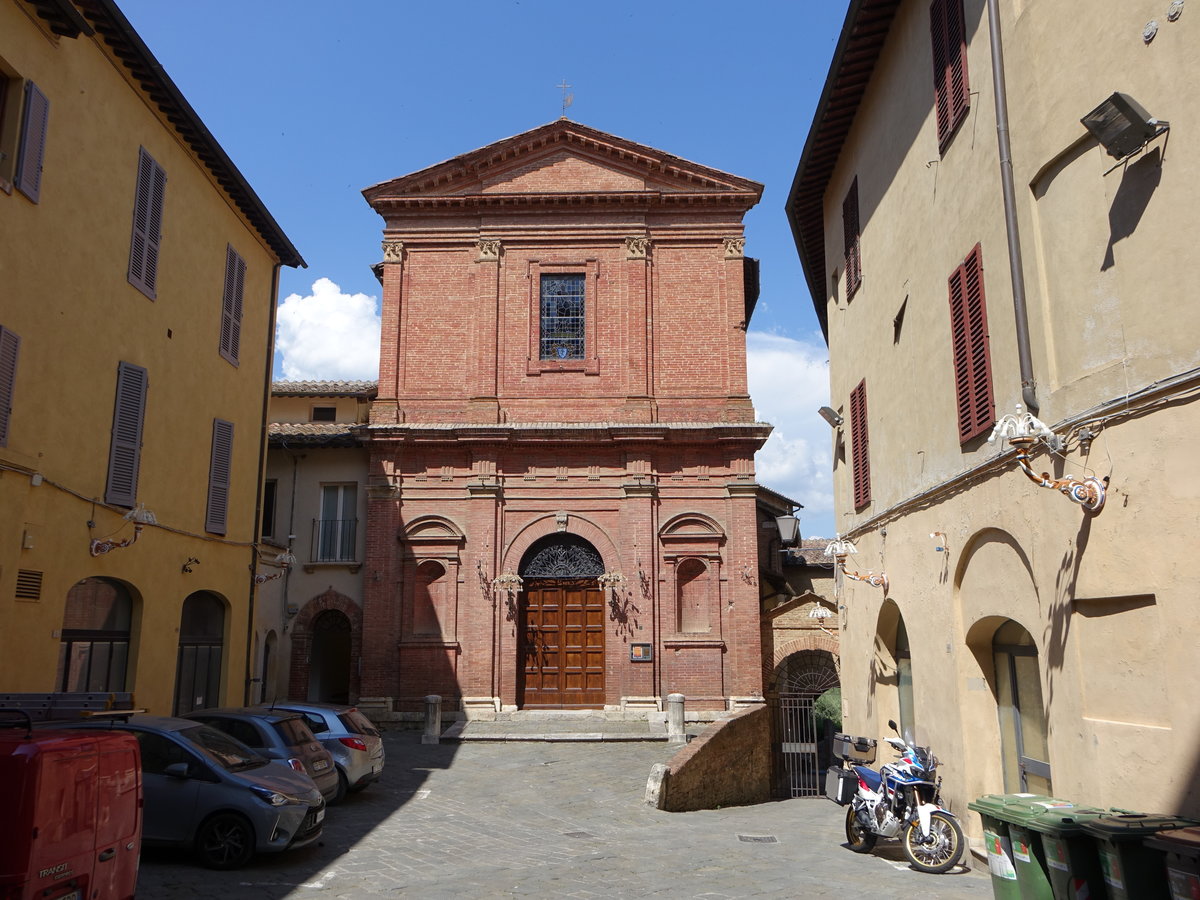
[0,713,142,900]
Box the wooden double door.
[518,578,606,708]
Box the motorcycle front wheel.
[844,803,877,853]
[902,810,964,873]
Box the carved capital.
[723,237,746,259]
[381,240,404,263]
[624,236,651,260]
[476,239,501,262]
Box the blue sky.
[117,0,847,538]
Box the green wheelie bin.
[970,794,1072,900]
[1025,806,1110,900]
[969,795,1044,899]
[1078,813,1200,900]
[1145,826,1200,900]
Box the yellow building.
[0,0,303,714]
[787,0,1200,841]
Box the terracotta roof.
[786,539,837,567]
[757,484,805,512]
[268,423,363,448]
[48,0,305,268]
[272,381,378,397]
[785,0,902,338]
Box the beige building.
[255,381,374,704]
[787,0,1200,840]
[0,0,302,714]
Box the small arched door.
[57,577,133,692]
[993,620,1052,794]
[308,609,351,704]
[517,534,606,709]
[174,592,225,715]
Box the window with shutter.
[930,0,970,151]
[0,325,19,447]
[219,245,246,365]
[128,147,167,299]
[105,362,148,507]
[205,419,234,535]
[843,178,862,299]
[850,379,871,510]
[14,81,49,202]
[948,243,995,443]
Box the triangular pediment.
[363,119,762,205]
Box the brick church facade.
[357,120,771,720]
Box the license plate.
[315,808,325,824]
[312,760,328,771]
[58,893,80,900]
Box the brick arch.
[288,588,362,702]
[501,513,621,575]
[764,633,840,687]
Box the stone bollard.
[667,692,686,744]
[422,694,441,745]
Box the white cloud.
[746,331,836,539]
[275,278,381,381]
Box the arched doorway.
[174,592,225,714]
[260,630,279,704]
[769,649,840,798]
[517,534,606,709]
[308,609,351,704]
[57,577,133,692]
[993,619,1052,794]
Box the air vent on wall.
[15,570,43,601]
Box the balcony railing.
[312,518,357,563]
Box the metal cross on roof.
[557,79,573,118]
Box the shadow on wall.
[1102,147,1163,271]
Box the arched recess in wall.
[400,515,464,641]
[289,588,362,704]
[957,528,1047,810]
[57,576,138,693]
[173,591,228,715]
[659,513,725,635]
[260,629,279,705]
[871,599,914,740]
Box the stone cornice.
[365,422,772,445]
[370,190,759,214]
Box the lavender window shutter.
[205,418,234,534]
[105,362,149,507]
[14,81,50,203]
[129,148,166,298]
[0,326,20,446]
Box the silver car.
[50,715,324,869]
[270,702,385,802]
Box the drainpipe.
[986,0,1039,413]
[245,263,283,703]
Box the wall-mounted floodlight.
[818,406,844,427]
[1081,92,1169,160]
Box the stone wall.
[658,705,771,812]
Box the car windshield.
[179,724,268,771]
[339,709,380,737]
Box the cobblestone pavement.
[136,730,993,899]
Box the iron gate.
[769,649,839,798]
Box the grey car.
[49,715,325,869]
[270,701,385,802]
[183,707,340,803]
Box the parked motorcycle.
[825,720,964,874]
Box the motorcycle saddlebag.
[833,733,877,763]
[825,766,859,805]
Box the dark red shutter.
[930,0,970,150]
[843,178,862,298]
[219,246,246,365]
[205,418,234,534]
[128,147,167,298]
[105,362,148,507]
[948,244,995,442]
[0,326,20,447]
[850,379,871,510]
[14,81,49,202]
